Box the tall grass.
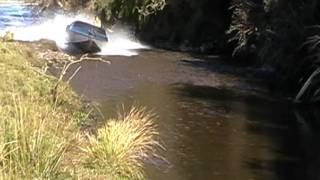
[0,41,81,178]
[84,107,163,180]
[0,95,77,179]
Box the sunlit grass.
[84,107,164,180]
[0,41,81,178]
[0,95,78,179]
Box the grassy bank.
[0,41,163,179]
[0,41,82,178]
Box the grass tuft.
[84,107,164,180]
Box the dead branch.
[67,66,82,83]
[52,53,110,104]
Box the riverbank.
[0,40,164,179]
[0,40,81,178]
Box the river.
[1,4,320,180]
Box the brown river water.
[1,4,320,180]
[67,49,320,180]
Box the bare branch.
[52,53,110,103]
[67,66,82,83]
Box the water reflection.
[98,83,320,180]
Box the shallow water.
[0,4,36,29]
[1,5,320,180]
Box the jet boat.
[66,21,108,53]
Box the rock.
[1,31,14,42]
[38,39,59,51]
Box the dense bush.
[94,0,166,26]
[227,0,320,101]
[228,0,310,64]
[93,0,231,51]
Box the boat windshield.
[69,21,108,41]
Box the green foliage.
[228,0,320,101]
[227,0,319,65]
[94,0,166,26]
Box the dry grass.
[83,107,164,180]
[0,41,81,178]
[0,95,78,179]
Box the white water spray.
[98,28,148,56]
[0,14,148,56]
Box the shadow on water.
[245,108,320,180]
[98,83,320,180]
[180,55,278,91]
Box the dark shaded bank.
[226,0,320,102]
[91,0,232,53]
[137,0,232,53]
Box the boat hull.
[69,40,101,53]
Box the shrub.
[94,0,166,26]
[227,0,316,65]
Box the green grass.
[0,41,165,179]
[0,41,82,178]
[0,95,77,179]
